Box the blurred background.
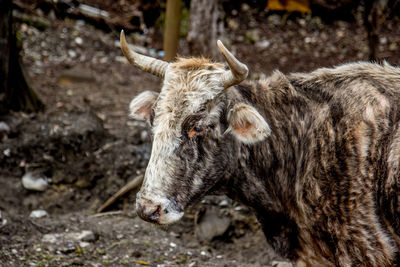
[0,0,399,266]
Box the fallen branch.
[13,10,51,30]
[97,174,144,213]
[0,211,7,229]
[91,210,123,217]
[28,219,51,234]
[13,0,145,33]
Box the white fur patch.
[135,59,231,224]
[156,195,184,224]
[137,129,184,224]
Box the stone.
[42,230,96,243]
[195,208,231,242]
[42,230,96,252]
[3,148,10,157]
[115,56,128,64]
[157,50,165,58]
[0,122,10,132]
[140,130,149,142]
[66,230,96,242]
[67,111,105,137]
[79,241,90,248]
[29,210,48,218]
[0,210,7,228]
[256,40,271,49]
[79,4,110,18]
[58,68,96,85]
[271,261,294,267]
[22,173,49,192]
[68,49,77,58]
[200,250,210,260]
[218,199,229,207]
[42,233,61,243]
[74,37,83,45]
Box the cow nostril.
[136,200,162,223]
[149,205,161,221]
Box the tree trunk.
[0,0,12,114]
[187,0,224,60]
[163,0,181,62]
[364,0,379,61]
[0,0,44,114]
[363,0,389,61]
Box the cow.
[119,30,400,266]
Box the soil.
[1,3,400,267]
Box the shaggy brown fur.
[225,62,400,266]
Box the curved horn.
[217,40,249,88]
[120,30,168,78]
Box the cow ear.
[129,91,159,121]
[227,103,271,144]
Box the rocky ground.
[1,2,400,266]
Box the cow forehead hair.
[152,57,227,133]
[172,57,225,71]
[166,57,226,86]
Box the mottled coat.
[120,32,400,266]
[227,63,400,266]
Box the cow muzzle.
[135,195,184,225]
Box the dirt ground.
[1,3,400,267]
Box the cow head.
[121,31,271,225]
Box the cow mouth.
[140,207,183,226]
[157,208,184,225]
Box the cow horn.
[217,40,249,88]
[120,30,168,78]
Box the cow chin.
[157,209,184,225]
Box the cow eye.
[149,108,155,126]
[189,125,206,138]
[194,126,204,132]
